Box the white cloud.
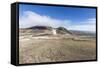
[68,18,96,32]
[19,11,96,32]
[19,11,70,28]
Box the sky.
[19,4,96,32]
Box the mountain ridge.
[19,25,95,37]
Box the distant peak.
[28,25,52,30]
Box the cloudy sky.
[19,4,96,32]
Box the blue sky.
[19,4,96,32]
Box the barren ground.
[19,35,96,64]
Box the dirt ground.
[19,36,96,64]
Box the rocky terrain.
[19,26,96,64]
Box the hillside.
[19,26,96,64]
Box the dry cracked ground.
[19,35,96,64]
